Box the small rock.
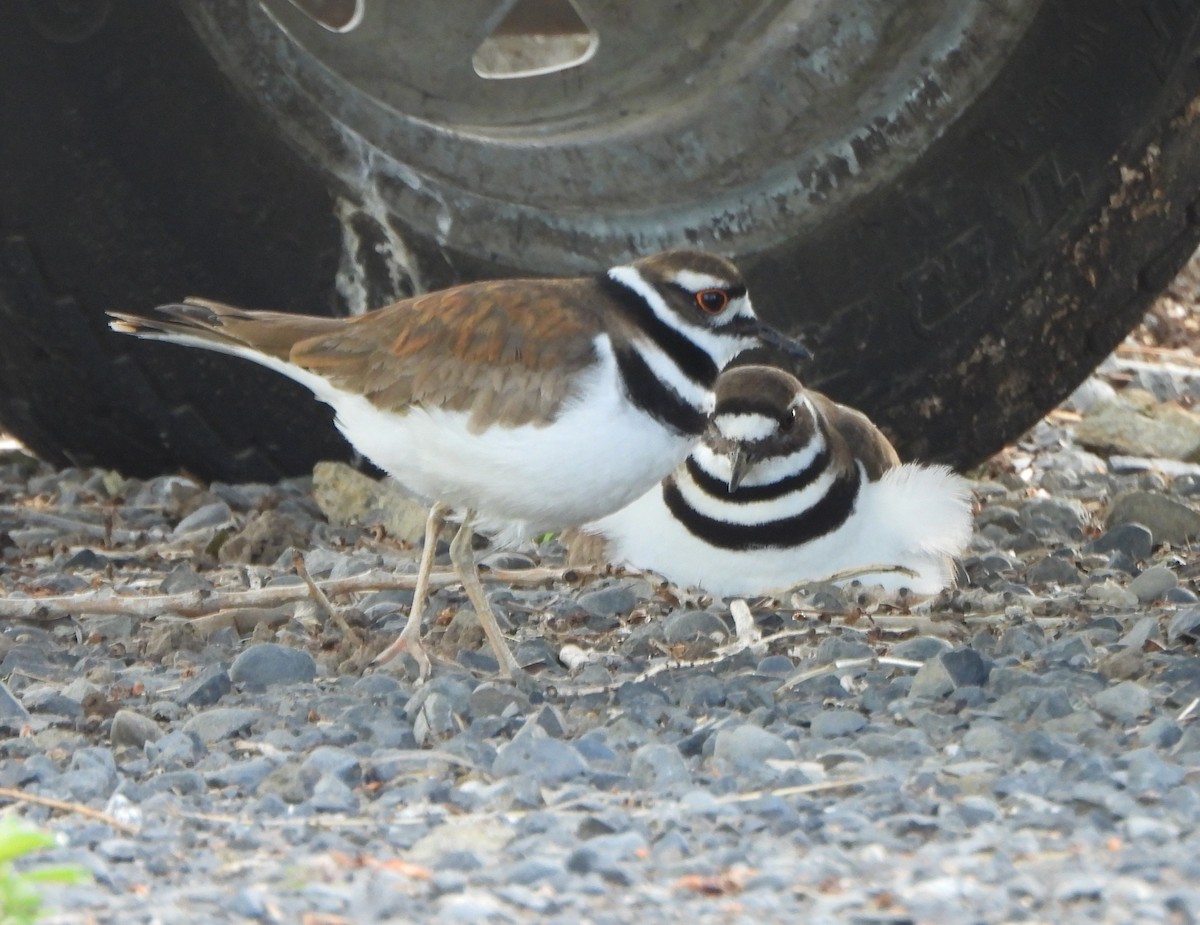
[630,743,691,789]
[662,610,729,645]
[1167,607,1200,642]
[172,501,234,535]
[1085,523,1154,560]
[1106,492,1200,546]
[1064,377,1116,415]
[1018,497,1089,535]
[411,691,464,747]
[1128,565,1178,603]
[1092,681,1153,725]
[711,725,792,778]
[1026,555,1083,586]
[159,563,214,595]
[1074,393,1200,462]
[577,584,638,618]
[909,648,989,699]
[1138,716,1183,749]
[566,830,647,881]
[230,643,317,688]
[301,746,362,786]
[311,461,431,544]
[1085,581,1139,608]
[0,680,30,721]
[493,725,588,785]
[811,710,868,738]
[218,509,313,565]
[147,730,206,769]
[110,710,163,749]
[310,774,360,813]
[181,707,262,744]
[175,664,232,708]
[79,614,135,642]
[468,681,530,719]
[206,757,275,791]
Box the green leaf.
[0,828,55,864]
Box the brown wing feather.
[808,391,900,480]
[290,278,602,427]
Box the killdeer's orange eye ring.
[696,289,729,314]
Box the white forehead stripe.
[671,269,730,292]
[713,412,778,442]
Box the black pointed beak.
[727,446,751,493]
[756,322,812,361]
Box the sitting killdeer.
[110,251,807,680]
[576,365,973,597]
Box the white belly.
[589,463,972,597]
[315,340,697,535]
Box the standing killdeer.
[109,251,807,680]
[576,365,973,597]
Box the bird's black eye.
[696,289,729,314]
[781,407,798,431]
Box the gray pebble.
[1092,681,1153,724]
[1168,607,1200,642]
[206,757,275,791]
[909,648,989,700]
[411,691,464,746]
[158,562,215,594]
[1019,497,1089,535]
[110,710,163,749]
[493,726,588,785]
[1085,522,1154,559]
[662,609,729,645]
[814,634,875,663]
[1129,565,1178,602]
[229,643,316,688]
[147,730,206,769]
[630,743,690,789]
[811,709,868,738]
[310,774,360,813]
[1026,555,1083,586]
[175,664,232,708]
[577,583,638,617]
[20,687,82,719]
[172,501,235,535]
[61,747,118,802]
[301,746,362,786]
[0,680,30,721]
[711,725,792,778]
[1106,491,1200,546]
[889,637,952,662]
[180,707,262,744]
[1137,716,1183,750]
[468,681,530,719]
[1124,748,1186,793]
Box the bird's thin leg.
[372,501,449,679]
[449,510,525,680]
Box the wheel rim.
[181,0,1040,271]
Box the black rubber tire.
[2,1,1200,479]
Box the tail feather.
[871,463,974,559]
[108,298,344,363]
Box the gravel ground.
[3,319,1200,923]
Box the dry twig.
[0,786,140,835]
[0,566,599,623]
